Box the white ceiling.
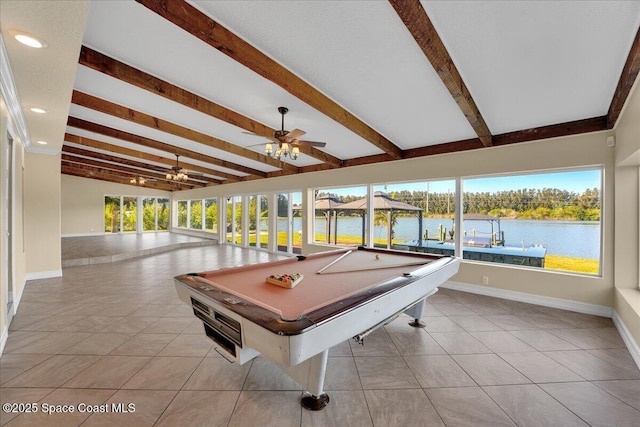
[423,0,640,134]
[1,0,639,188]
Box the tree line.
[320,188,601,221]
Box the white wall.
[61,174,171,236]
[613,73,640,349]
[176,130,615,308]
[24,152,61,277]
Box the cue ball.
[375,254,380,260]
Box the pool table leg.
[300,349,330,411]
[405,298,427,327]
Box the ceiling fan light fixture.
[251,106,326,163]
[130,176,147,185]
[166,154,189,182]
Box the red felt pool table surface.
[192,248,442,320]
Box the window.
[121,197,137,232]
[190,200,202,230]
[104,196,121,233]
[314,186,368,247]
[106,196,170,233]
[205,198,218,232]
[177,200,188,228]
[142,197,170,232]
[226,196,243,245]
[277,192,302,254]
[143,197,156,232]
[461,169,602,275]
[372,180,455,251]
[157,198,170,231]
[249,195,258,248]
[176,199,219,232]
[248,194,268,249]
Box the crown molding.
[0,33,32,149]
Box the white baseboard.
[442,281,613,318]
[12,277,26,314]
[612,310,640,370]
[24,270,62,281]
[0,325,7,356]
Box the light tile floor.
[61,233,216,267]
[2,244,640,426]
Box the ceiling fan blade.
[294,139,327,148]
[241,131,265,138]
[181,169,203,176]
[242,131,279,143]
[247,142,273,148]
[284,128,306,140]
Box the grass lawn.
[544,254,599,274]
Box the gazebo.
[461,213,504,247]
[338,191,423,248]
[294,194,345,244]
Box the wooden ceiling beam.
[63,145,171,175]
[135,0,403,160]
[79,45,273,137]
[61,163,177,191]
[61,153,205,188]
[389,0,493,147]
[62,144,214,185]
[71,90,276,177]
[294,162,336,175]
[78,46,342,168]
[342,153,397,168]
[404,138,484,159]
[607,26,640,128]
[64,133,223,184]
[492,116,608,146]
[345,115,608,165]
[67,116,244,182]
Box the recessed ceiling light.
[36,140,48,145]
[29,107,47,114]
[9,30,48,49]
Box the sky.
[320,169,601,197]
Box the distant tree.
[190,200,202,229]
[205,200,218,230]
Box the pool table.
[174,246,459,410]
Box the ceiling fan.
[129,176,153,185]
[166,154,199,182]
[244,106,326,160]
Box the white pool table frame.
[174,249,459,409]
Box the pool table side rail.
[174,274,316,335]
[299,256,456,326]
[174,254,456,336]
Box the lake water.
[288,217,601,260]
